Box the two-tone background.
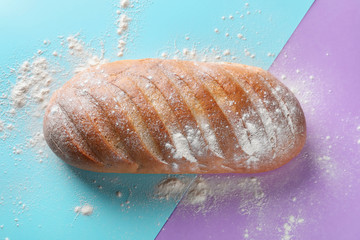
[1,0,359,239]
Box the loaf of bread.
[43,58,306,174]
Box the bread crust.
[43,59,306,173]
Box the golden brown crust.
[43,59,306,174]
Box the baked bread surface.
[43,59,306,173]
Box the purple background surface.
[157,0,360,239]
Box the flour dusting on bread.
[43,59,306,174]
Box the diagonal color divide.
[0,0,313,239]
[158,0,360,239]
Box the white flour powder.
[155,177,190,200]
[120,0,130,8]
[0,119,4,132]
[156,175,267,215]
[4,32,109,166]
[155,177,212,205]
[117,14,131,35]
[66,34,108,73]
[184,177,209,205]
[74,204,94,216]
[280,215,305,240]
[10,57,54,113]
[116,6,132,57]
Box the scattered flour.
[117,14,131,35]
[155,177,210,205]
[6,124,14,131]
[316,155,336,177]
[161,52,168,58]
[74,204,94,216]
[120,0,130,8]
[12,146,22,155]
[10,57,54,113]
[156,175,267,215]
[244,229,249,239]
[155,177,190,200]
[5,32,109,165]
[184,177,209,205]
[223,49,231,56]
[244,48,252,57]
[116,9,132,57]
[182,48,189,55]
[66,34,108,73]
[26,131,46,149]
[237,177,267,215]
[116,191,123,198]
[280,215,305,240]
[0,119,4,132]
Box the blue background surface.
[0,0,313,239]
